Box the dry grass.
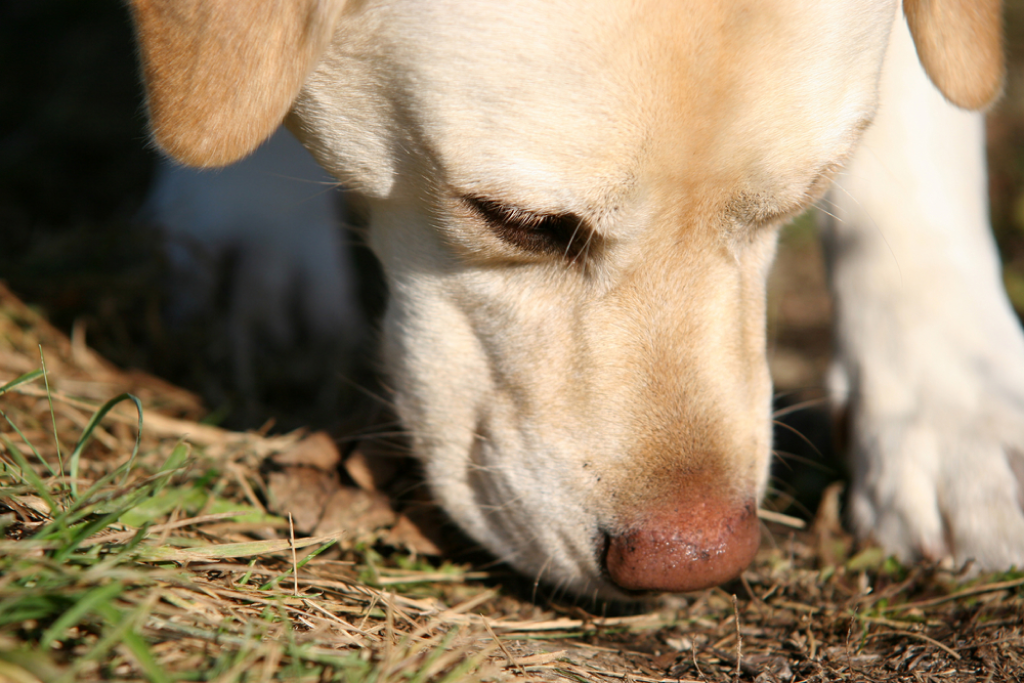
[2,288,1023,683]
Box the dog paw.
[139,128,366,422]
[839,366,1024,571]
[143,127,363,353]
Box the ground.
[2,282,1023,682]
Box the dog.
[140,126,365,424]
[128,0,1022,599]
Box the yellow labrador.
[129,0,1019,599]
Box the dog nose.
[603,496,760,593]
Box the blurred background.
[3,1,1024,515]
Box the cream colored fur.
[825,15,1024,570]
[130,0,1021,598]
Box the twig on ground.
[864,630,962,660]
[883,577,1024,612]
[289,512,298,596]
[732,594,742,681]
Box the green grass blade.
[0,435,57,513]
[237,557,259,587]
[1,411,57,479]
[0,369,44,396]
[39,581,123,649]
[32,472,188,549]
[97,602,171,683]
[408,627,461,683]
[38,346,65,491]
[67,392,143,497]
[0,594,72,628]
[50,508,134,564]
[59,596,155,683]
[34,475,149,543]
[258,539,337,590]
[436,643,491,683]
[79,527,151,579]
[44,451,182,533]
[153,442,190,496]
[137,535,337,562]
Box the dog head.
[131,0,1003,599]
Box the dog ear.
[903,0,1004,110]
[129,0,346,167]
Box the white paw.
[820,13,1024,574]
[141,128,364,377]
[838,362,1024,572]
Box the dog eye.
[464,196,597,262]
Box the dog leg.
[141,127,364,418]
[823,17,1024,570]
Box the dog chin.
[422,443,626,601]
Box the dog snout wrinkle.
[603,497,759,593]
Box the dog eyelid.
[462,195,598,262]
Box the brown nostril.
[602,497,760,593]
